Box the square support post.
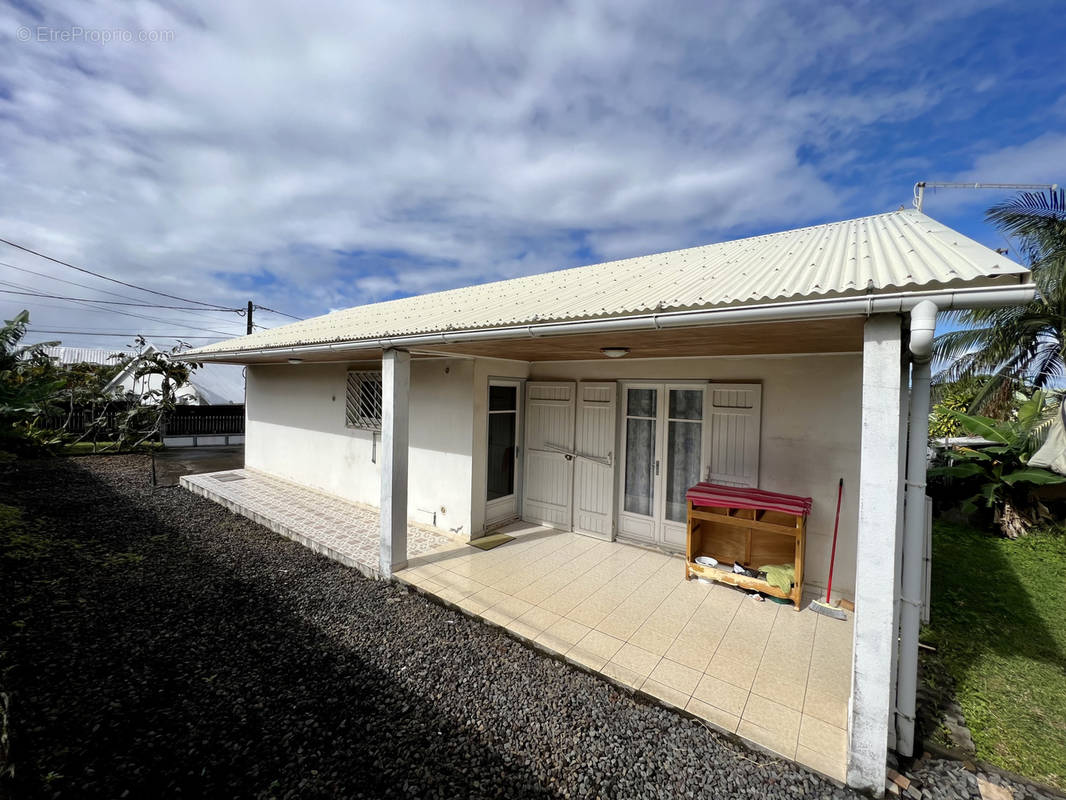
[847,315,903,795]
[380,348,410,577]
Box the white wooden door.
[705,384,762,488]
[522,382,576,530]
[572,382,617,539]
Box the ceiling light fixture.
[287,357,304,364]
[600,347,630,359]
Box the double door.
[617,383,707,549]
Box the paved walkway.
[398,522,854,784]
[181,468,452,578]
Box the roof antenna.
[913,181,1058,213]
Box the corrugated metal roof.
[42,346,127,366]
[188,209,1029,356]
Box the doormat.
[468,533,515,551]
[212,472,247,482]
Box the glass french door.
[617,383,706,549]
[485,380,521,526]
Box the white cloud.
[0,0,1025,346]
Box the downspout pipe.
[896,299,937,756]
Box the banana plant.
[930,390,1066,537]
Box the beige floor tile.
[685,697,739,733]
[795,745,846,784]
[601,660,644,689]
[739,693,801,759]
[627,623,676,656]
[596,608,649,641]
[692,673,750,717]
[647,658,701,695]
[608,643,662,679]
[802,687,848,729]
[663,636,716,673]
[506,619,543,641]
[705,650,759,690]
[642,679,690,710]
[752,669,808,711]
[515,605,562,634]
[738,719,798,761]
[798,715,847,760]
[566,598,614,629]
[536,617,592,653]
[569,629,625,663]
[489,594,535,621]
[467,586,509,610]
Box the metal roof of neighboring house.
[186,209,1030,357]
[42,346,128,366]
[188,363,246,404]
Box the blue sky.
[0,0,1064,349]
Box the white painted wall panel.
[245,359,475,536]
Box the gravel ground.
[0,456,1058,799]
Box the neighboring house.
[182,209,1034,794]
[104,345,245,405]
[42,345,124,367]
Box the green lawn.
[59,441,161,456]
[924,521,1066,789]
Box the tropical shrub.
[929,390,1066,537]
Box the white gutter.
[179,283,1034,362]
[895,299,937,757]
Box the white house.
[182,209,1033,794]
[103,345,245,405]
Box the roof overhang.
[178,281,1035,365]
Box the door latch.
[564,453,573,461]
[655,459,660,476]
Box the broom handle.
[825,478,843,603]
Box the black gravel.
[0,456,1050,799]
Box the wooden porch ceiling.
[209,316,865,364]
[413,316,865,361]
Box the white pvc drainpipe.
[180,283,1034,362]
[895,299,937,757]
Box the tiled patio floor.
[398,522,853,783]
[181,469,452,578]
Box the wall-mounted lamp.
[600,347,630,359]
[287,357,304,364]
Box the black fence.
[163,405,245,436]
[40,403,245,438]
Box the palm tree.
[933,188,1066,415]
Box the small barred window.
[345,370,382,431]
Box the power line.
[27,328,224,339]
[253,304,302,321]
[0,260,260,331]
[0,287,245,311]
[0,236,234,310]
[0,282,244,337]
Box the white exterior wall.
[245,359,475,536]
[527,354,862,598]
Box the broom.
[808,477,848,620]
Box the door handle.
[655,459,660,476]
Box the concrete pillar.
[380,348,410,577]
[847,315,903,795]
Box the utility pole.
[246,300,253,335]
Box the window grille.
[346,370,383,431]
